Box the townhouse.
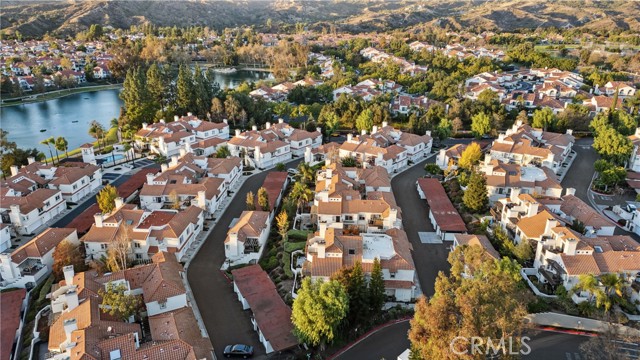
[599,81,636,98]
[5,159,102,203]
[628,127,640,173]
[0,227,78,289]
[224,211,271,264]
[333,79,402,101]
[480,157,563,202]
[389,94,442,116]
[489,121,574,174]
[583,95,625,115]
[228,119,321,168]
[82,199,203,262]
[533,232,640,309]
[0,188,66,235]
[135,114,229,157]
[416,178,467,240]
[46,253,213,360]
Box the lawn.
[283,240,306,278]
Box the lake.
[1,70,273,152]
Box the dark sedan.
[223,344,254,358]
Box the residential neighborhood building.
[452,234,500,260]
[304,225,416,301]
[135,114,229,157]
[46,253,213,360]
[231,265,299,354]
[82,200,204,262]
[480,157,563,202]
[0,188,66,235]
[0,228,78,289]
[416,178,467,240]
[224,211,271,264]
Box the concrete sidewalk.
[526,312,640,338]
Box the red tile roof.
[417,178,467,232]
[0,288,26,360]
[231,265,298,352]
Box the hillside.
[1,0,639,37]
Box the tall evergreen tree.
[463,171,488,213]
[120,67,152,128]
[368,257,385,316]
[175,64,194,115]
[192,65,210,118]
[146,63,165,119]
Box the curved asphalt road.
[187,159,301,359]
[334,320,410,360]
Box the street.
[186,159,301,359]
[390,157,450,296]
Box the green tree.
[368,257,385,316]
[355,109,374,133]
[291,278,349,346]
[97,185,118,214]
[470,112,491,138]
[276,211,289,242]
[175,64,194,114]
[597,273,625,313]
[409,245,529,359]
[572,274,601,304]
[257,187,269,211]
[333,261,369,329]
[531,107,557,131]
[513,240,534,265]
[434,118,453,141]
[341,156,358,167]
[120,67,152,128]
[290,181,313,214]
[457,142,482,171]
[88,120,106,149]
[246,191,255,211]
[215,145,231,158]
[297,162,315,184]
[592,127,633,165]
[48,137,60,164]
[55,136,69,159]
[146,63,165,118]
[52,239,87,281]
[192,65,211,117]
[99,282,142,321]
[463,172,488,213]
[40,138,54,165]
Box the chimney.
[565,188,576,197]
[538,92,544,100]
[179,148,187,157]
[382,121,388,128]
[564,237,578,255]
[278,118,284,124]
[347,133,353,142]
[319,222,327,238]
[527,200,539,217]
[372,125,379,134]
[635,127,640,138]
[265,122,271,129]
[187,112,193,117]
[425,130,431,137]
[235,129,241,137]
[94,213,103,227]
[142,123,148,130]
[498,134,505,142]
[316,127,322,134]
[65,289,79,311]
[544,217,558,236]
[510,187,521,202]
[63,319,78,343]
[161,118,167,124]
[566,129,573,136]
[27,157,36,164]
[173,115,179,122]
[223,119,228,124]
[146,172,155,185]
[160,163,168,172]
[10,165,19,176]
[361,129,367,135]
[197,190,206,209]
[484,153,492,165]
[252,125,258,131]
[170,155,178,167]
[63,265,75,286]
[114,197,124,209]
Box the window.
[134,242,141,248]
[55,195,61,201]
[343,215,353,221]
[159,301,167,309]
[348,249,355,255]
[100,244,108,250]
[358,215,365,220]
[73,184,78,190]
[180,235,184,244]
[135,254,142,259]
[390,272,396,278]
[81,179,85,185]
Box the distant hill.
[1,0,639,38]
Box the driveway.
[561,137,596,202]
[334,320,410,360]
[391,157,450,297]
[187,159,301,359]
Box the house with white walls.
[224,211,270,265]
[628,128,640,173]
[82,199,203,262]
[135,114,229,157]
[0,228,78,289]
[480,157,563,202]
[0,188,66,235]
[46,253,214,360]
[338,131,409,174]
[304,226,416,301]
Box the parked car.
[287,168,299,175]
[223,344,254,358]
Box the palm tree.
[40,138,54,165]
[572,274,601,303]
[290,181,313,215]
[598,273,626,312]
[89,120,106,150]
[123,143,135,167]
[48,137,60,164]
[297,162,315,184]
[55,137,69,160]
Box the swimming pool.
[97,153,125,165]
